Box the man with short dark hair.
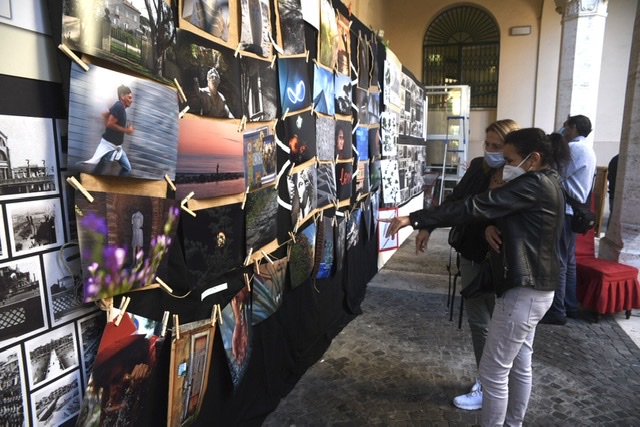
[541,114,596,324]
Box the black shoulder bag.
[565,191,595,234]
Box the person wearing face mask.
[414,119,520,411]
[384,128,570,426]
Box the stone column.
[599,3,640,269]
[554,0,608,131]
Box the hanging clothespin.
[261,250,274,264]
[241,186,250,210]
[288,231,297,244]
[244,272,252,292]
[156,277,173,294]
[179,105,190,118]
[237,115,248,133]
[281,107,290,120]
[180,191,196,217]
[305,50,310,63]
[173,314,180,340]
[58,44,89,71]
[66,176,94,202]
[164,174,176,191]
[215,304,223,324]
[161,311,170,337]
[114,296,131,326]
[173,78,187,103]
[243,247,254,266]
[270,54,277,69]
[234,43,242,58]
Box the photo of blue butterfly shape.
[278,56,312,115]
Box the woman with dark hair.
[385,128,570,426]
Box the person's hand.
[382,215,410,237]
[125,125,134,135]
[415,229,430,254]
[485,225,502,252]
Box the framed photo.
[30,370,83,427]
[168,318,215,427]
[43,245,96,326]
[76,311,105,386]
[0,114,59,201]
[6,197,63,257]
[0,345,28,427]
[0,255,47,348]
[377,207,399,251]
[24,322,79,390]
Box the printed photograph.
[0,208,6,261]
[278,56,311,114]
[335,161,353,202]
[316,115,336,161]
[316,162,336,209]
[369,126,381,158]
[357,33,370,89]
[176,115,245,200]
[220,285,252,388]
[368,91,380,125]
[318,0,338,69]
[175,29,242,119]
[288,221,316,290]
[369,36,380,88]
[0,256,47,348]
[76,311,105,386]
[181,202,245,289]
[55,118,69,169]
[25,322,79,390]
[67,63,179,180]
[314,216,334,280]
[239,0,272,58]
[384,49,402,109]
[0,114,58,201]
[346,208,362,250]
[276,0,305,55]
[287,164,317,226]
[378,207,399,251]
[313,64,335,117]
[0,345,28,427]
[168,318,215,427]
[336,11,351,76]
[335,119,352,160]
[334,73,352,117]
[354,86,369,125]
[381,158,401,205]
[244,125,276,191]
[370,158,382,192]
[381,110,399,156]
[355,125,369,161]
[76,312,165,426]
[43,245,95,326]
[62,0,177,83]
[245,183,278,253]
[355,160,370,197]
[371,190,380,234]
[284,112,316,165]
[30,371,82,427]
[181,0,230,42]
[75,192,179,301]
[240,56,278,122]
[252,257,287,325]
[362,195,373,240]
[6,198,63,257]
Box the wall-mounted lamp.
[509,26,531,36]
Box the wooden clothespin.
[173,78,187,103]
[270,54,277,69]
[281,107,290,120]
[288,231,297,244]
[156,277,173,294]
[58,44,89,71]
[179,105,190,118]
[234,43,242,58]
[215,304,223,324]
[114,296,131,326]
[237,115,248,133]
[164,174,176,191]
[243,247,254,266]
[244,272,252,292]
[241,186,250,210]
[161,311,170,337]
[66,176,94,202]
[180,191,196,217]
[261,250,274,264]
[173,314,180,340]
[305,50,310,63]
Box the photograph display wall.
[0,0,429,424]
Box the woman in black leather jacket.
[385,128,570,426]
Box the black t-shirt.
[102,100,126,146]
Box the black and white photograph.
[0,345,28,427]
[67,63,180,180]
[43,245,95,326]
[276,0,306,55]
[62,0,177,83]
[354,86,369,125]
[6,197,63,257]
[239,0,272,58]
[336,11,351,76]
[381,110,399,156]
[0,114,59,201]
[369,126,381,159]
[384,49,402,109]
[30,370,82,427]
[316,116,336,161]
[55,118,68,169]
[181,0,230,43]
[368,90,380,125]
[287,164,318,225]
[24,322,79,390]
[316,162,336,210]
[357,33,370,89]
[334,72,352,117]
[245,184,278,254]
[0,256,47,348]
[76,311,105,386]
[240,56,278,122]
[0,208,6,261]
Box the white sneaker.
[452,378,483,410]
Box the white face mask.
[502,154,531,183]
[484,151,505,168]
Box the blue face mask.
[484,151,505,168]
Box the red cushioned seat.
[575,225,640,318]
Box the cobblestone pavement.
[263,229,640,426]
